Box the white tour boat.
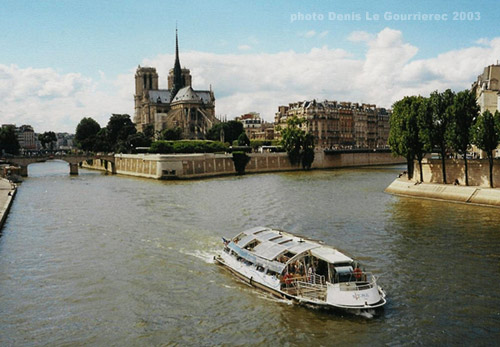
[215,226,386,311]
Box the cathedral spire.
[171,26,184,99]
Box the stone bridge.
[6,154,115,177]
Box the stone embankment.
[385,178,500,207]
[82,151,404,180]
[0,178,17,231]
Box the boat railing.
[296,280,327,301]
[335,272,377,291]
[308,273,326,285]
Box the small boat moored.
[215,226,386,312]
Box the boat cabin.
[225,227,370,291]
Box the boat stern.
[326,281,386,309]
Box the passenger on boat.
[295,261,305,276]
[307,264,315,283]
[354,264,363,281]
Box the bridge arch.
[6,155,115,177]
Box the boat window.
[283,251,295,259]
[244,240,260,251]
[332,265,354,283]
[269,236,282,242]
[256,265,265,272]
[266,269,277,276]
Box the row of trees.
[389,89,500,187]
[75,114,151,153]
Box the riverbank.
[385,178,500,207]
[0,178,17,231]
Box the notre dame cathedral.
[133,30,217,139]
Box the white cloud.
[300,30,328,39]
[238,44,252,51]
[2,28,500,133]
[475,38,490,46]
[0,64,132,132]
[347,30,374,42]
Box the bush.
[237,132,250,146]
[232,151,251,175]
[229,146,252,153]
[250,140,271,150]
[149,140,228,154]
[149,141,174,154]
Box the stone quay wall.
[385,179,500,207]
[385,158,500,207]
[413,158,500,187]
[0,178,17,231]
[82,151,404,180]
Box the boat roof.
[232,226,353,265]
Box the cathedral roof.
[147,88,213,105]
[196,91,214,104]
[149,90,172,103]
[171,86,204,104]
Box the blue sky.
[1,0,499,132]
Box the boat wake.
[180,248,217,264]
[256,293,294,306]
[354,309,376,319]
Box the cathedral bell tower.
[134,66,159,131]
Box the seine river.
[0,160,499,346]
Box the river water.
[0,160,499,346]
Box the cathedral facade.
[133,31,217,139]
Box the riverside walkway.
[385,178,500,207]
[0,178,16,231]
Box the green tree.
[232,151,251,175]
[75,117,101,152]
[389,96,428,180]
[225,120,243,144]
[472,110,500,188]
[206,120,244,144]
[301,132,315,169]
[429,89,455,184]
[127,132,152,152]
[416,96,434,182]
[279,116,315,169]
[447,89,479,185]
[106,114,137,152]
[93,128,112,153]
[143,124,155,140]
[38,131,57,150]
[237,132,250,146]
[160,127,183,140]
[0,125,20,155]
